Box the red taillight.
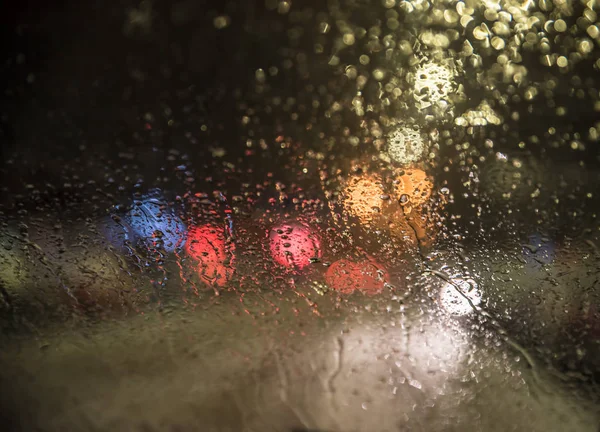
[185,225,234,286]
[325,257,389,295]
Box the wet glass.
[1,0,600,431]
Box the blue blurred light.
[122,191,187,252]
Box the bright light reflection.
[439,279,481,316]
[386,125,427,166]
[413,61,456,110]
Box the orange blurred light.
[341,174,386,225]
[387,215,419,247]
[393,168,433,209]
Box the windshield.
[1,0,600,431]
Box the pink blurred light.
[268,222,321,269]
